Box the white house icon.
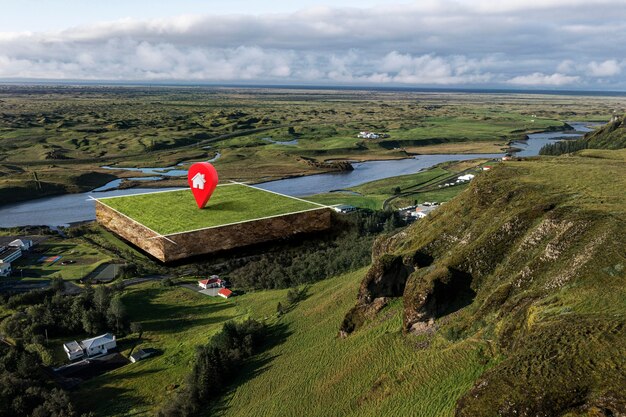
[191,172,206,190]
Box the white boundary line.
[95,182,242,201]
[93,181,333,238]
[163,206,329,237]
[94,199,178,245]
[230,180,330,208]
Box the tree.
[276,302,284,316]
[50,277,65,293]
[107,296,128,333]
[130,322,143,338]
[93,286,111,314]
[393,186,401,195]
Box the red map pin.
[187,162,219,209]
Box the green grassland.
[2,86,624,205]
[74,270,491,417]
[307,159,492,209]
[99,184,322,235]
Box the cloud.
[506,73,580,86]
[587,60,622,77]
[0,1,626,87]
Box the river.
[0,122,596,227]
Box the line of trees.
[1,284,130,347]
[539,139,588,156]
[157,319,266,417]
[0,342,88,417]
[228,210,405,289]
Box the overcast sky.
[1,0,626,89]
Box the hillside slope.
[585,114,626,149]
[341,150,626,416]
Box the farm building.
[218,288,233,299]
[63,333,117,361]
[0,247,21,264]
[457,174,476,182]
[333,204,357,214]
[0,262,11,277]
[198,275,224,289]
[130,348,158,363]
[410,211,428,219]
[9,239,33,251]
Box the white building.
[410,211,428,219]
[9,239,33,251]
[63,333,117,361]
[0,262,11,277]
[332,204,357,214]
[457,174,476,182]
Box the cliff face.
[341,150,626,416]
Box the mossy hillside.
[343,150,626,416]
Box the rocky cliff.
[340,150,626,416]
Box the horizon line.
[1,80,626,96]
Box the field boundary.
[93,183,331,237]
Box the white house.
[63,333,117,360]
[198,275,224,289]
[457,174,476,182]
[9,239,33,251]
[191,172,206,190]
[0,262,11,277]
[410,211,428,219]
[332,204,357,214]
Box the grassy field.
[74,269,491,417]
[98,184,323,235]
[10,238,112,281]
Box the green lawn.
[98,184,323,235]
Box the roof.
[131,348,158,360]
[198,277,221,285]
[80,333,116,350]
[9,239,31,247]
[218,288,233,298]
[0,247,21,259]
[63,341,82,353]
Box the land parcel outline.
[95,183,332,262]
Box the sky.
[1,0,626,89]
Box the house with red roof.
[218,288,233,299]
[198,275,224,289]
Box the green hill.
[341,150,626,416]
[585,114,626,149]
[541,115,626,155]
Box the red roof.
[199,278,221,285]
[218,288,233,298]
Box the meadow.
[98,184,322,235]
